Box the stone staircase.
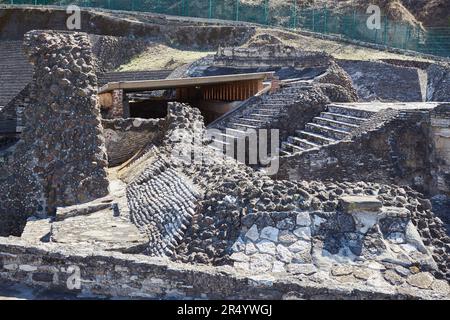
[0,41,30,160]
[280,104,376,156]
[0,41,33,108]
[208,85,309,154]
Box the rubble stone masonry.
[0,31,109,236]
[0,237,445,300]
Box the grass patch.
[116,44,214,71]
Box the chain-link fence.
[1,0,449,58]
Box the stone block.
[287,263,318,275]
[406,272,434,289]
[230,252,250,262]
[276,244,292,263]
[260,226,279,242]
[245,242,258,255]
[340,196,382,214]
[288,240,311,254]
[296,212,311,226]
[249,254,274,273]
[19,264,37,272]
[255,240,276,255]
[245,225,259,242]
[272,261,286,273]
[278,230,298,245]
[293,227,312,240]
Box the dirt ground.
[117,26,431,72]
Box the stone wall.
[276,110,434,195]
[90,35,149,73]
[315,61,358,102]
[215,45,333,68]
[338,60,424,102]
[268,85,330,141]
[102,118,166,167]
[0,7,255,49]
[228,194,446,282]
[0,237,446,300]
[0,31,109,236]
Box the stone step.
[287,136,320,149]
[281,142,305,154]
[258,103,285,108]
[320,112,368,125]
[235,118,267,126]
[264,96,297,102]
[210,137,232,147]
[212,131,242,141]
[265,97,297,102]
[313,117,359,132]
[249,113,275,121]
[281,87,311,93]
[239,117,266,123]
[228,122,259,130]
[305,123,351,140]
[327,104,376,119]
[208,144,226,153]
[265,94,297,99]
[279,149,293,157]
[254,108,280,115]
[225,128,248,136]
[268,91,297,96]
[295,130,337,145]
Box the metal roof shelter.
[98,72,276,119]
[98,72,274,94]
[99,72,274,94]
